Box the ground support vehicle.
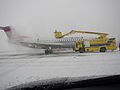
[74,38,117,53]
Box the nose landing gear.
[45,46,53,55]
[45,49,53,55]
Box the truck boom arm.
[54,30,109,39]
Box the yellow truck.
[54,30,117,53]
[74,38,117,53]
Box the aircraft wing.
[20,42,75,49]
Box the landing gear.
[45,49,53,55]
[45,46,53,55]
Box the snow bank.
[0,51,120,90]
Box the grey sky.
[0,0,120,40]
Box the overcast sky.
[0,0,120,45]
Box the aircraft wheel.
[49,49,53,54]
[45,49,49,55]
[45,49,53,54]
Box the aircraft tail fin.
[0,26,29,40]
[0,26,13,39]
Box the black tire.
[45,49,49,55]
[79,48,85,53]
[100,47,106,52]
[49,50,53,54]
[45,49,53,54]
[75,50,78,52]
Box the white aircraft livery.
[0,26,83,54]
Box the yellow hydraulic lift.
[54,30,109,39]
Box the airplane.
[0,26,82,54]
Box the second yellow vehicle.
[74,38,117,53]
[55,30,117,53]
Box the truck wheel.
[79,48,85,53]
[75,50,78,52]
[100,47,106,52]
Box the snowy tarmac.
[0,50,120,90]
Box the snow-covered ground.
[0,50,120,90]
